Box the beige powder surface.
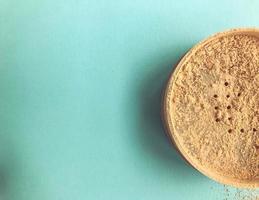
[168,34,259,183]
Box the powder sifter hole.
[228,129,232,133]
[226,94,230,98]
[227,105,231,109]
[253,128,257,132]
[215,118,220,122]
[213,94,218,98]
[240,129,244,133]
[224,82,229,86]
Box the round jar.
[163,28,259,188]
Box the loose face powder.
[163,29,259,188]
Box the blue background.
[1,0,259,199]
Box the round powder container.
[163,28,259,188]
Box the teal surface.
[0,1,259,199]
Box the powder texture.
[168,34,259,182]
